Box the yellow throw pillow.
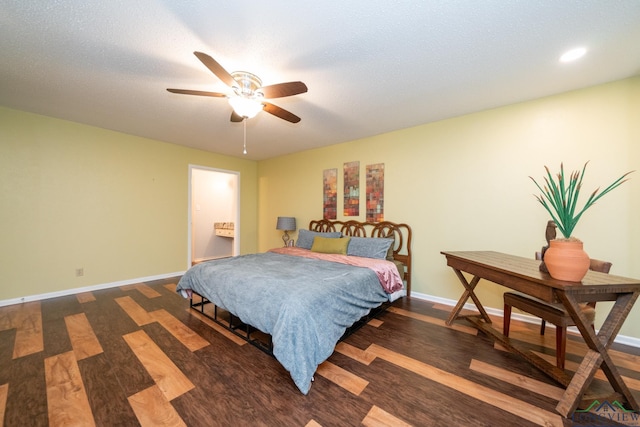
[310,236,350,255]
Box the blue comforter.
[176,251,389,394]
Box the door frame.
[187,164,240,268]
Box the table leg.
[446,270,492,326]
[555,291,640,417]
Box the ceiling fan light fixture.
[228,96,264,119]
[231,71,262,93]
[168,52,305,124]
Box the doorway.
[188,165,240,267]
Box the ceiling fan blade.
[262,102,301,123]
[230,110,244,122]
[193,51,237,88]
[260,81,308,99]
[167,88,227,97]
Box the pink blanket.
[269,247,403,293]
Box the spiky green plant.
[530,162,633,239]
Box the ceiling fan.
[167,51,307,123]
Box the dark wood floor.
[1,277,639,427]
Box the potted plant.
[530,162,633,281]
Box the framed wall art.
[322,168,337,219]
[366,163,384,222]
[343,161,360,216]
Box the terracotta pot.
[543,239,590,282]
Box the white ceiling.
[1,1,640,161]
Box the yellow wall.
[0,107,258,301]
[258,76,640,339]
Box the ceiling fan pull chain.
[243,118,247,155]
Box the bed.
[176,219,412,394]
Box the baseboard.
[0,271,185,308]
[410,290,640,349]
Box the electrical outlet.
[76,268,84,277]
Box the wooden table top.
[441,250,640,297]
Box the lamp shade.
[276,216,296,231]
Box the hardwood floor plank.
[0,383,8,426]
[186,308,248,346]
[12,301,43,359]
[532,351,640,392]
[361,405,412,427]
[1,352,48,426]
[431,302,456,312]
[123,330,194,401]
[13,325,43,359]
[316,361,369,395]
[0,330,14,366]
[0,305,16,331]
[121,283,161,298]
[76,292,96,303]
[608,346,640,370]
[44,351,95,427]
[150,309,209,352]
[471,312,640,393]
[77,353,140,426]
[42,316,73,358]
[128,385,186,427]
[387,306,478,335]
[493,316,640,373]
[133,283,162,299]
[366,343,564,427]
[469,358,565,401]
[559,336,640,373]
[115,296,154,326]
[367,318,383,328]
[64,313,103,360]
[335,341,377,365]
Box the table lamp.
[276,216,296,247]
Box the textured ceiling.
[1,1,640,160]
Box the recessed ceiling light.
[560,47,587,63]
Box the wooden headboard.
[309,219,412,296]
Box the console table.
[441,250,640,417]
